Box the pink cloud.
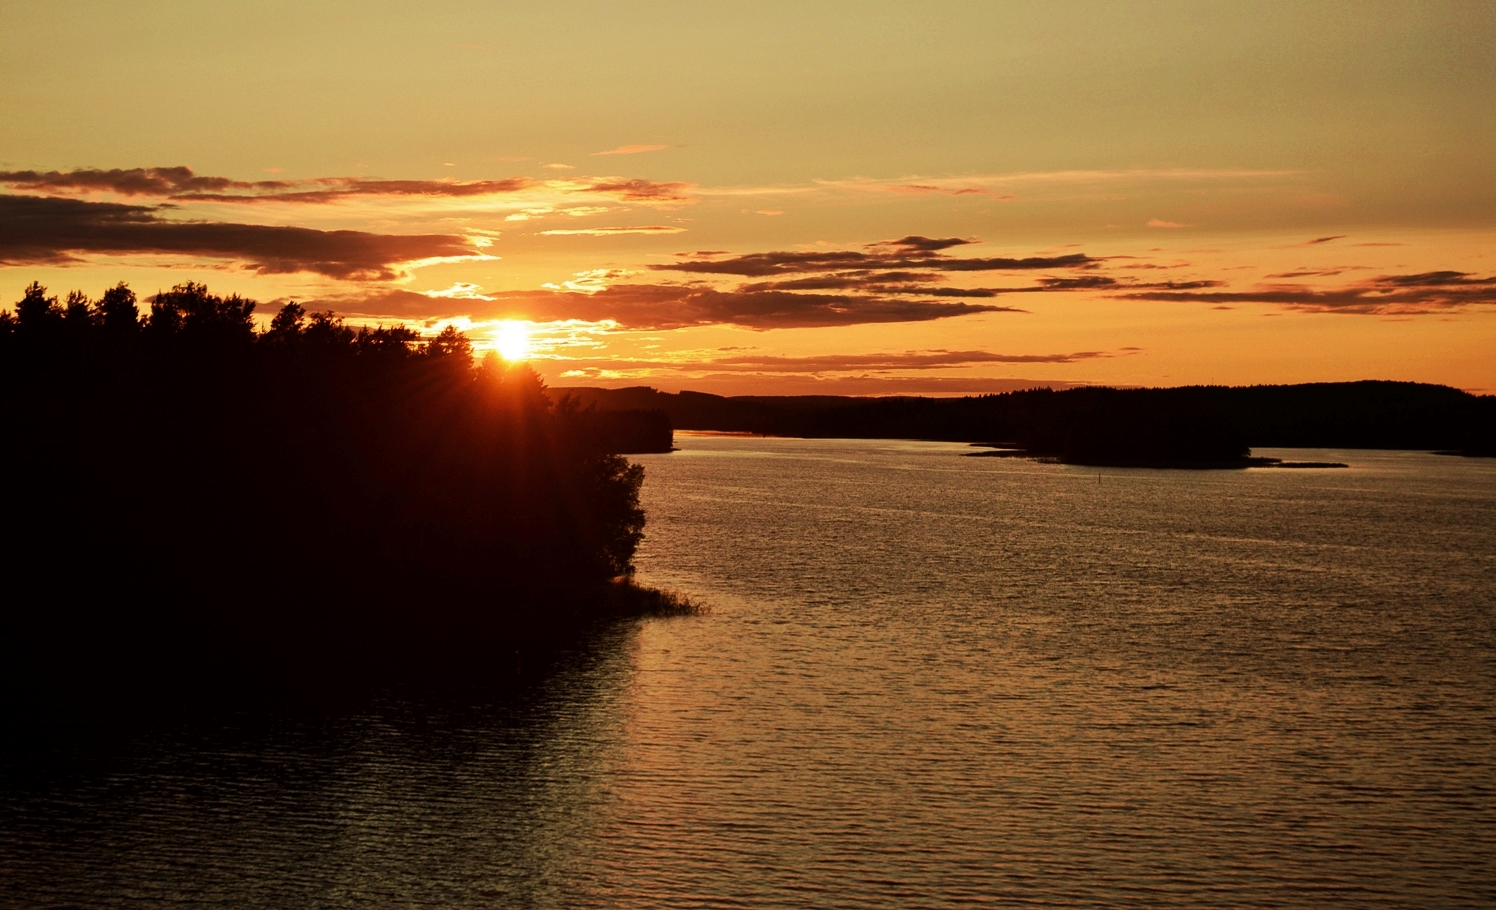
[591,144,673,156]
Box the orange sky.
[3,2,1493,393]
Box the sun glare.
[495,321,530,361]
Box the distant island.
[0,282,686,705]
[963,445,1349,470]
[558,381,1495,466]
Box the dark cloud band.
[0,195,477,280]
[0,166,690,205]
[1119,272,1496,314]
[0,166,284,196]
[317,283,1018,330]
[656,242,1094,277]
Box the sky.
[3,1,1493,394]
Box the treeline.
[560,381,1496,461]
[0,281,674,697]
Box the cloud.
[1035,275,1117,290]
[731,271,1218,298]
[881,183,1008,198]
[736,274,943,293]
[315,282,1019,330]
[538,225,686,236]
[1307,235,1346,245]
[175,177,535,204]
[0,166,535,204]
[2,165,697,206]
[1147,219,1188,228]
[1116,271,1496,314]
[680,349,1114,372]
[0,194,481,280]
[422,282,493,299]
[531,348,1123,396]
[870,235,977,252]
[657,238,1094,277]
[817,168,1298,198]
[592,144,672,156]
[661,250,872,277]
[0,166,288,196]
[1376,270,1492,287]
[8,165,1296,215]
[572,236,1131,317]
[570,178,693,202]
[531,349,1109,375]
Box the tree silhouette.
[0,281,675,696]
[96,282,140,334]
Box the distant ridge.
[556,381,1495,459]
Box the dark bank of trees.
[0,281,679,699]
[562,381,1496,464]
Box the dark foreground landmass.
[0,282,686,708]
[558,381,1496,466]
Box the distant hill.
[556,381,1496,460]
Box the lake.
[4,436,1494,908]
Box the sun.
[494,321,530,361]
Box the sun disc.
[495,321,530,361]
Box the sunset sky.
[3,1,1493,394]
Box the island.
[557,381,1494,467]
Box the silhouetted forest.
[561,381,1496,464]
[0,282,678,701]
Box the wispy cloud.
[537,349,1110,375]
[817,168,1298,198]
[592,144,673,156]
[0,195,484,280]
[869,236,976,252]
[178,178,536,204]
[681,349,1114,372]
[538,226,687,236]
[657,236,1094,277]
[1117,271,1496,315]
[735,273,1217,298]
[535,348,1120,391]
[1147,219,1188,228]
[315,282,1019,330]
[568,178,693,202]
[0,165,696,207]
[0,166,287,197]
[0,166,533,204]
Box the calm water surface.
[4,437,1495,907]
